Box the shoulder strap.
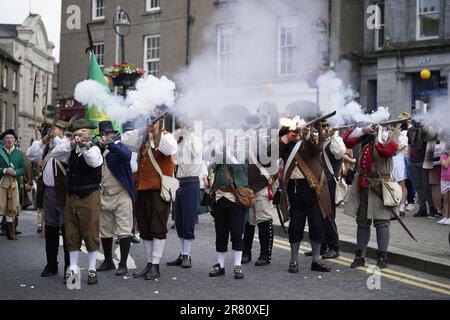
[55,160,66,176]
[249,150,271,182]
[147,147,163,178]
[0,148,11,167]
[223,164,236,191]
[294,153,325,192]
[284,141,302,181]
[322,141,336,180]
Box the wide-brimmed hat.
[98,121,118,135]
[398,112,411,120]
[0,129,18,140]
[70,119,97,132]
[43,118,71,129]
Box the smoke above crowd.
[74,76,176,122]
[74,0,394,131]
[414,96,450,144]
[317,71,390,125]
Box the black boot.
[6,222,16,240]
[242,222,255,264]
[133,263,152,278]
[350,249,365,268]
[145,264,160,280]
[98,238,115,271]
[0,218,6,236]
[41,225,60,277]
[255,220,273,266]
[376,251,389,269]
[61,225,70,275]
[116,237,132,276]
[166,254,183,266]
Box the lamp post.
[113,8,132,97]
[113,8,131,64]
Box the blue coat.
[105,142,136,203]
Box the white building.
[0,14,55,149]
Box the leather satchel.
[381,180,402,207]
[148,148,179,202]
[322,144,348,205]
[223,164,256,208]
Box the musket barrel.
[305,111,337,127]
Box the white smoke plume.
[173,0,326,124]
[414,96,450,144]
[317,71,390,125]
[74,80,124,113]
[74,75,176,122]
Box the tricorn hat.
[0,129,18,140]
[43,118,71,129]
[70,118,97,132]
[98,121,118,135]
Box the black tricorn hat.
[0,129,18,140]
[98,121,118,135]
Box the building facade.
[58,0,363,121]
[360,0,450,116]
[0,14,55,149]
[0,48,21,133]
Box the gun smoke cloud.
[317,71,390,125]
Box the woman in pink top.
[438,145,450,225]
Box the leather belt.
[219,186,233,193]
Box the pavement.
[272,204,450,278]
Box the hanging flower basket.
[112,72,142,87]
[104,63,144,87]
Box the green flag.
[86,50,122,134]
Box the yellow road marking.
[266,237,450,296]
[270,237,450,290]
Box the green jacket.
[0,146,26,187]
[213,164,248,188]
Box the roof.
[0,47,20,65]
[0,24,19,39]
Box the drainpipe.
[186,0,192,66]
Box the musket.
[304,111,337,127]
[369,118,409,128]
[32,73,39,140]
[367,177,417,242]
[334,124,356,131]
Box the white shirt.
[26,136,67,187]
[199,160,208,189]
[176,133,203,178]
[51,139,103,168]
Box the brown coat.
[279,138,331,222]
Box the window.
[93,42,105,67]
[1,102,6,132]
[278,17,298,76]
[146,0,160,12]
[92,0,105,20]
[12,70,17,92]
[2,66,7,88]
[417,0,440,40]
[217,25,234,79]
[144,35,160,77]
[12,104,16,129]
[374,1,385,50]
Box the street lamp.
[113,8,131,64]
